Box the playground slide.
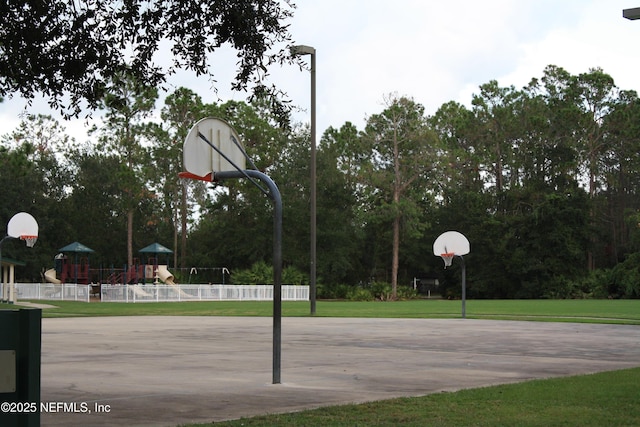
[157,265,192,298]
[44,268,62,284]
[130,285,152,297]
[156,265,176,285]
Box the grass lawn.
[195,367,640,427]
[24,298,640,325]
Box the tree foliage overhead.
[0,0,295,118]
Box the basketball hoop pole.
[215,169,283,384]
[183,118,283,384]
[441,254,466,318]
[460,255,466,319]
[0,235,15,303]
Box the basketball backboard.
[433,231,470,257]
[6,212,38,247]
[182,117,247,180]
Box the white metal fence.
[11,283,91,302]
[101,284,309,302]
[8,283,309,303]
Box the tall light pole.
[624,7,640,20]
[290,44,317,315]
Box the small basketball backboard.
[6,212,38,247]
[182,117,247,180]
[433,231,470,256]
[433,231,469,267]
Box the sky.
[1,0,640,143]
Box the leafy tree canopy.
[0,0,295,120]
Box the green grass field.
[15,298,640,426]
[26,298,640,325]
[196,367,640,427]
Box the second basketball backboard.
[433,231,470,257]
[6,212,38,247]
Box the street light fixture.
[624,7,640,20]
[290,44,317,315]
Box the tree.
[360,95,436,298]
[575,69,619,271]
[429,101,484,199]
[92,74,158,266]
[64,149,132,266]
[533,66,615,270]
[320,123,370,283]
[599,89,640,265]
[573,69,618,200]
[470,81,523,194]
[151,87,206,268]
[0,0,295,121]
[323,122,369,191]
[517,80,580,191]
[4,114,74,201]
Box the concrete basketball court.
[40,316,640,426]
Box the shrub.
[346,287,374,301]
[396,285,419,300]
[282,266,308,286]
[232,261,308,286]
[317,283,350,299]
[610,253,640,298]
[370,282,393,301]
[563,270,610,299]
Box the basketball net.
[21,235,38,248]
[440,252,455,268]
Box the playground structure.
[43,241,177,290]
[44,258,176,286]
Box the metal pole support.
[216,170,282,384]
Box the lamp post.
[624,7,640,20]
[290,44,317,315]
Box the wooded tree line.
[2,65,640,299]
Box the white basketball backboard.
[183,117,247,179]
[7,212,38,239]
[433,231,470,257]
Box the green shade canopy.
[59,241,95,253]
[139,243,173,254]
[0,256,26,267]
